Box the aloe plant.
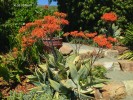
[27,50,107,99]
[101,23,121,37]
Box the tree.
[0,0,38,52]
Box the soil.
[0,76,35,98]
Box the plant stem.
[49,37,58,62]
[89,47,102,86]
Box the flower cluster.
[54,12,67,18]
[85,32,97,38]
[19,12,69,50]
[12,47,18,58]
[64,31,97,38]
[101,12,117,22]
[107,36,117,42]
[93,35,117,48]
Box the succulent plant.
[27,50,108,99]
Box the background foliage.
[0,0,55,52]
[57,0,133,32]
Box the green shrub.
[119,24,133,61]
[0,0,56,52]
[7,87,68,100]
[57,0,133,32]
[122,24,133,48]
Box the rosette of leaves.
[27,50,108,99]
[7,85,68,100]
[100,23,121,38]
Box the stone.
[93,57,121,71]
[102,81,126,99]
[112,62,121,71]
[118,60,133,72]
[102,91,110,100]
[104,50,119,58]
[59,45,73,55]
[94,89,102,100]
[103,62,114,69]
[123,80,133,95]
[113,46,129,55]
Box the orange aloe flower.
[54,12,67,18]
[31,27,45,38]
[63,32,70,37]
[107,37,117,43]
[85,32,97,38]
[101,12,117,22]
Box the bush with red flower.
[100,12,121,38]
[101,12,117,22]
[19,12,68,50]
[17,12,69,63]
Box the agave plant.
[27,50,108,99]
[101,23,121,38]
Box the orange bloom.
[63,32,70,37]
[101,12,117,22]
[13,47,18,52]
[25,22,36,28]
[93,35,113,49]
[12,52,18,58]
[107,37,117,42]
[19,12,69,49]
[44,16,58,24]
[43,23,61,34]
[19,26,27,33]
[69,31,78,37]
[54,12,67,18]
[85,32,97,38]
[22,36,27,43]
[69,31,86,38]
[34,19,43,26]
[77,31,85,38]
[60,18,69,25]
[31,28,45,38]
[93,35,108,47]
[106,42,112,48]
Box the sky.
[37,0,57,6]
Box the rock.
[59,45,73,55]
[93,58,121,71]
[123,80,133,95]
[112,62,121,71]
[78,49,92,54]
[102,91,110,100]
[94,89,102,100]
[104,50,119,58]
[118,60,133,72]
[102,81,126,99]
[103,62,114,69]
[113,46,129,55]
[93,61,121,71]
